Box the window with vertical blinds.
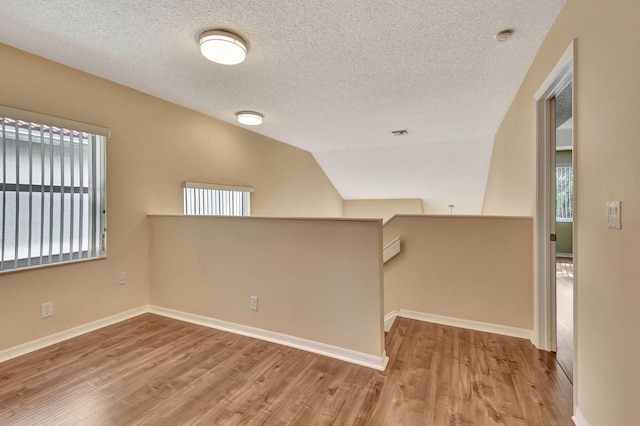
[556,165,573,222]
[183,182,253,216]
[0,109,107,272]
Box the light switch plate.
[607,201,621,229]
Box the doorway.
[554,82,574,382]
[533,40,576,397]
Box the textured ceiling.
[0,0,565,213]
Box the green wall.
[556,221,573,255]
[556,150,573,255]
[556,150,572,166]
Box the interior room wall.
[556,222,573,255]
[383,215,533,331]
[343,198,424,222]
[0,44,343,352]
[148,215,384,357]
[481,0,640,423]
[556,150,573,255]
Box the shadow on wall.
[382,215,534,333]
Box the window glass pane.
[183,187,250,217]
[0,116,106,271]
[556,166,573,222]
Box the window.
[183,182,253,216]
[0,107,107,272]
[556,165,573,222]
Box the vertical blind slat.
[78,133,84,258]
[27,123,33,266]
[1,119,6,269]
[48,126,54,264]
[59,129,65,262]
[13,121,20,269]
[39,124,45,264]
[69,131,75,259]
[89,134,97,258]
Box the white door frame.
[533,40,575,352]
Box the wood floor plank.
[0,314,573,425]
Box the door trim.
[533,40,574,351]
[533,40,576,410]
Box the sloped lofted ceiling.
[0,0,565,213]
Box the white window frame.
[183,181,253,216]
[0,105,108,272]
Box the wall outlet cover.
[607,201,621,229]
[41,302,53,318]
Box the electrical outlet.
[118,272,127,285]
[41,302,53,318]
[607,201,622,229]
[250,296,258,311]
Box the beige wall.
[343,199,424,222]
[482,1,640,424]
[383,216,533,330]
[148,215,383,356]
[0,44,343,351]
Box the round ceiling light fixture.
[199,29,247,65]
[494,29,514,42]
[236,111,263,126]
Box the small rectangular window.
[0,110,107,272]
[183,182,253,216]
[556,165,573,222]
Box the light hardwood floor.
[556,257,574,382]
[0,314,573,425]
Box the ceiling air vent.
[391,129,409,136]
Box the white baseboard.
[148,306,389,371]
[384,309,533,341]
[572,407,590,426]
[0,304,528,371]
[0,305,148,364]
[384,310,400,332]
[0,304,389,371]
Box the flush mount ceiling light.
[494,29,514,42]
[236,111,263,125]
[199,29,247,65]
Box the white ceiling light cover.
[236,111,263,125]
[199,29,247,65]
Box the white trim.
[0,104,110,137]
[556,253,573,258]
[535,42,574,100]
[384,310,400,332]
[184,181,255,192]
[533,40,575,351]
[534,39,578,413]
[572,407,590,426]
[0,305,389,371]
[149,306,389,371]
[0,306,148,363]
[388,309,532,341]
[382,236,401,263]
